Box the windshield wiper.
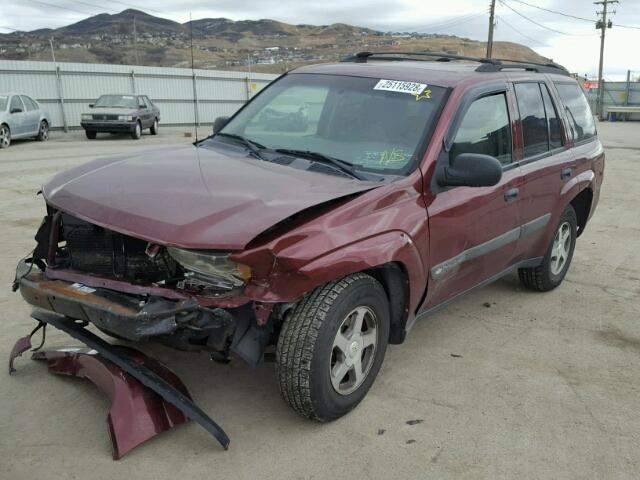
[274,149,364,180]
[214,133,266,161]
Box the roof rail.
[340,51,569,76]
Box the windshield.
[0,96,7,111]
[212,73,447,175]
[94,95,138,109]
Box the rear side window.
[555,83,596,142]
[540,85,563,149]
[514,83,548,158]
[449,93,512,166]
[21,96,38,111]
[143,96,154,108]
[10,95,24,112]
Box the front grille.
[60,214,177,283]
[92,114,119,121]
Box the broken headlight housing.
[167,247,251,291]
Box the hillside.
[0,9,551,73]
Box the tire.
[276,272,390,421]
[519,204,577,291]
[150,118,159,135]
[131,121,142,140]
[85,129,97,139]
[0,124,10,148]
[36,120,49,141]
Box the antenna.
[189,12,199,143]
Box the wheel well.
[570,188,593,237]
[365,262,409,345]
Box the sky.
[2,0,639,79]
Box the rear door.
[8,95,27,136]
[511,80,576,262]
[20,95,40,134]
[422,85,524,309]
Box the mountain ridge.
[0,9,551,73]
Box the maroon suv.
[15,52,604,421]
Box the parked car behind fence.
[0,93,50,148]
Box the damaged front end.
[14,210,282,367]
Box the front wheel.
[131,121,142,140]
[0,124,10,148]
[519,204,577,291]
[85,129,97,139]
[276,273,389,421]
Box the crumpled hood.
[43,145,377,250]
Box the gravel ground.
[1,123,638,479]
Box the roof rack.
[340,51,569,76]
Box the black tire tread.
[275,272,377,420]
[519,205,577,292]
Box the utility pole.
[49,37,56,63]
[486,0,496,58]
[594,0,617,119]
[133,15,139,65]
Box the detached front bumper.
[15,261,272,366]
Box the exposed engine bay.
[15,211,284,366]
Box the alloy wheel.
[0,126,10,148]
[40,122,48,140]
[550,221,571,276]
[330,306,378,395]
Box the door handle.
[561,168,572,180]
[504,187,519,202]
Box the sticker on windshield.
[374,79,431,100]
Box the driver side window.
[450,93,512,166]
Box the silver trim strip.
[430,213,551,280]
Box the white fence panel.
[0,60,277,129]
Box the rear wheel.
[36,120,49,141]
[519,205,577,291]
[276,273,389,421]
[131,121,142,140]
[85,129,97,139]
[150,118,159,135]
[0,124,10,148]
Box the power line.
[495,14,545,46]
[401,12,486,33]
[612,22,640,30]
[498,0,595,36]
[107,0,165,15]
[25,0,95,15]
[505,0,594,23]
[63,0,120,14]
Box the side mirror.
[10,107,22,114]
[88,103,94,108]
[212,116,230,134]
[436,153,502,187]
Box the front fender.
[243,230,426,309]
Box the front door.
[8,95,27,136]
[422,89,524,310]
